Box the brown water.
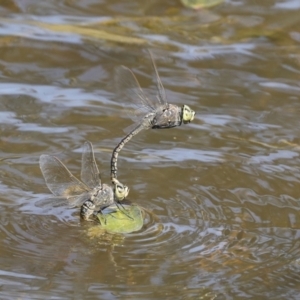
[1,0,300,299]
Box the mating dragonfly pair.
[40,52,195,221]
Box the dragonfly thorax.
[151,104,182,129]
[91,184,114,207]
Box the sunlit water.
[0,0,300,299]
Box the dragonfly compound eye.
[182,105,195,124]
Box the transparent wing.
[114,65,155,122]
[37,194,93,209]
[114,52,169,129]
[35,195,90,209]
[67,193,93,208]
[148,50,167,106]
[39,154,89,198]
[35,196,70,209]
[81,141,100,189]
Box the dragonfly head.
[181,105,195,124]
[113,179,129,201]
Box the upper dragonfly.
[40,141,129,220]
[111,51,195,185]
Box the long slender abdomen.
[111,124,144,182]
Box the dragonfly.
[40,141,129,220]
[111,51,195,185]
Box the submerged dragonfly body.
[40,141,129,220]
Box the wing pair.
[39,141,101,209]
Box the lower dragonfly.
[39,141,129,221]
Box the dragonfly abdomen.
[80,199,96,220]
[111,123,145,182]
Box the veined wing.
[114,65,155,121]
[81,141,100,189]
[39,154,89,198]
[67,193,93,208]
[148,50,167,107]
[35,194,90,209]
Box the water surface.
[1,0,300,299]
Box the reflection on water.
[1,0,300,298]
